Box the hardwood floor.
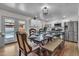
[0,43,18,56]
[0,41,79,56]
[60,41,79,56]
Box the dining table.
[28,32,51,56]
[28,31,65,56]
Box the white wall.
[78,19,79,49]
[78,8,79,49]
[0,9,28,20]
[0,17,1,32]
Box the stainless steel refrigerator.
[64,21,78,43]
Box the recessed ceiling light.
[63,16,66,18]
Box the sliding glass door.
[4,18,16,44]
[1,17,16,44]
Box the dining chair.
[29,28,36,36]
[39,29,43,33]
[16,32,39,56]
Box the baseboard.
[64,40,78,43]
[5,41,17,45]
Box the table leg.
[39,44,43,56]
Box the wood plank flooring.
[60,41,79,56]
[0,41,79,56]
[0,43,18,56]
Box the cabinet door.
[73,21,78,42]
[68,21,74,41]
[74,21,78,33]
[64,22,69,41]
[69,32,74,41]
[74,33,78,42]
[68,21,74,32]
[64,31,69,41]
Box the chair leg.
[19,50,21,56]
[24,52,27,56]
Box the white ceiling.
[0,3,78,21]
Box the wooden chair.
[16,32,39,56]
[29,28,36,36]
